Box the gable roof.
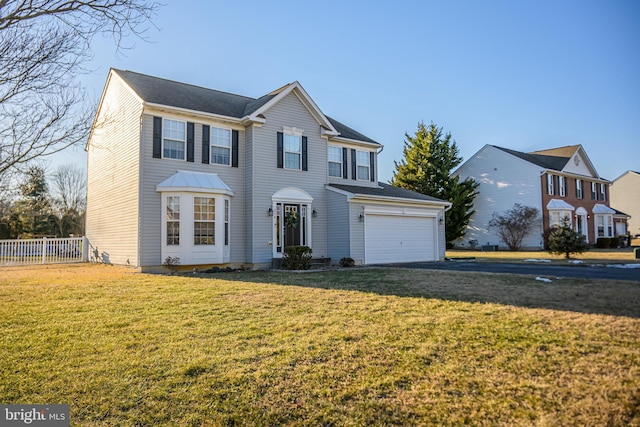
[492,144,604,180]
[493,146,570,170]
[112,69,379,145]
[328,183,450,206]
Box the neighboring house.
[85,69,450,270]
[452,144,627,249]
[610,171,639,236]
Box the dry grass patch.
[0,264,639,426]
[447,249,639,263]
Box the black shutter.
[351,149,356,180]
[277,132,283,168]
[302,136,308,171]
[553,175,558,196]
[202,125,210,164]
[342,147,348,179]
[369,152,375,182]
[152,116,162,158]
[186,122,194,162]
[232,130,239,168]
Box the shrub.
[282,245,312,270]
[163,256,180,274]
[339,257,355,268]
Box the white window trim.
[162,118,187,161]
[284,133,302,171]
[547,174,554,195]
[166,195,181,246]
[193,196,215,246]
[328,145,342,178]
[559,176,566,197]
[576,179,583,199]
[210,126,232,166]
[600,183,606,201]
[356,150,370,181]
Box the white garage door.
[365,214,436,264]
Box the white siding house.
[86,69,450,270]
[453,144,625,249]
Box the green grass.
[1,265,639,426]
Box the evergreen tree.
[15,165,55,237]
[547,216,588,259]
[391,121,478,243]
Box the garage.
[364,214,436,264]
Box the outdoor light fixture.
[439,216,444,223]
[268,207,273,216]
[312,209,317,217]
[359,213,364,222]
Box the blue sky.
[66,0,639,182]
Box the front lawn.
[1,265,638,426]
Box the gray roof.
[329,182,448,204]
[493,146,569,171]
[114,69,379,145]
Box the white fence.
[0,237,88,267]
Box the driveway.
[383,260,640,282]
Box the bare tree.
[51,163,86,236]
[488,203,540,251]
[0,0,159,177]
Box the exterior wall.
[540,173,611,244]
[138,112,246,267]
[244,125,255,263]
[250,92,329,266]
[611,172,640,236]
[561,152,592,176]
[326,190,351,262]
[86,74,143,266]
[452,145,544,249]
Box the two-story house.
[85,69,450,270]
[610,171,639,237]
[451,144,627,249]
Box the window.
[547,174,554,195]
[328,146,342,177]
[596,215,605,237]
[576,179,583,199]
[194,197,215,245]
[211,127,231,165]
[549,210,571,228]
[163,119,186,160]
[356,150,370,180]
[284,134,301,170]
[224,199,229,246]
[558,176,566,197]
[591,182,597,200]
[600,183,606,202]
[166,196,180,245]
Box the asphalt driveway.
[383,260,640,282]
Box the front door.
[284,204,301,247]
[576,213,589,243]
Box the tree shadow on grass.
[197,267,640,319]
